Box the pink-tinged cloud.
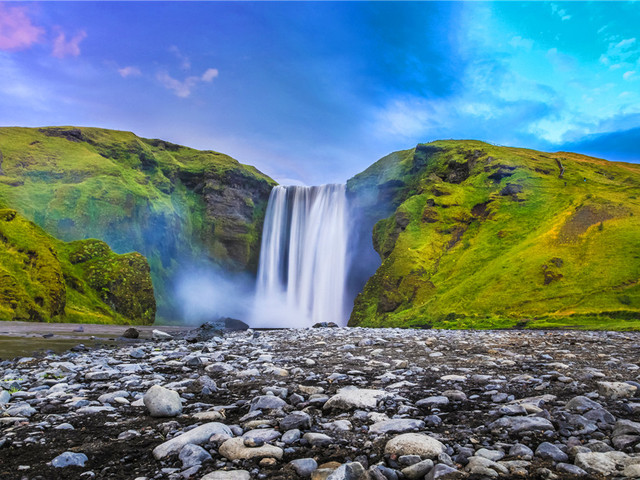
[52,29,87,58]
[0,3,44,51]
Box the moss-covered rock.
[0,127,276,320]
[0,207,155,324]
[348,140,640,330]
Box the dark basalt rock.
[183,317,249,343]
[122,327,140,339]
[499,183,523,196]
[312,322,339,328]
[487,164,517,181]
[38,127,85,142]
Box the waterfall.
[253,184,349,327]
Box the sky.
[0,1,639,185]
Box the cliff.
[0,127,276,321]
[0,208,155,324]
[347,140,640,329]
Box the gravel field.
[1,326,640,480]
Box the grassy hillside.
[347,140,640,330]
[0,207,155,324]
[0,127,276,320]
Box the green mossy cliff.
[0,127,276,320]
[347,140,640,330]
[0,208,155,324]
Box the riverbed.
[0,321,190,360]
[1,327,640,479]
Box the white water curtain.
[253,184,349,327]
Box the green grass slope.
[0,127,276,320]
[0,207,155,324]
[347,140,640,330]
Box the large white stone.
[152,422,232,459]
[597,381,637,400]
[574,452,630,476]
[218,437,283,460]
[144,385,182,417]
[489,415,554,434]
[152,329,173,340]
[384,433,445,458]
[323,387,390,410]
[369,418,425,435]
[201,471,251,480]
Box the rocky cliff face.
[0,208,155,324]
[347,140,640,329]
[0,127,276,321]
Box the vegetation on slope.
[0,127,276,320]
[0,207,155,324]
[347,140,640,330]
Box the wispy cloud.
[623,70,637,81]
[118,65,141,78]
[202,68,219,82]
[0,2,44,51]
[52,28,87,58]
[509,36,534,51]
[169,45,191,70]
[550,3,572,21]
[600,37,638,68]
[157,67,219,98]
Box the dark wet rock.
[249,394,287,412]
[179,443,212,468]
[290,457,318,477]
[122,327,140,339]
[425,463,465,479]
[509,443,534,460]
[401,459,434,479]
[303,432,333,447]
[280,411,312,430]
[312,322,339,328]
[565,395,602,413]
[535,442,568,462]
[556,463,587,476]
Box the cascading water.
[253,184,349,327]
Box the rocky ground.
[1,327,640,480]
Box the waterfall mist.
[174,265,255,325]
[253,184,349,328]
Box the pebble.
[290,457,318,476]
[153,423,232,459]
[179,443,212,468]
[143,385,182,417]
[51,451,88,468]
[200,471,251,480]
[218,437,284,460]
[384,433,445,458]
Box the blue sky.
[0,2,639,184]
